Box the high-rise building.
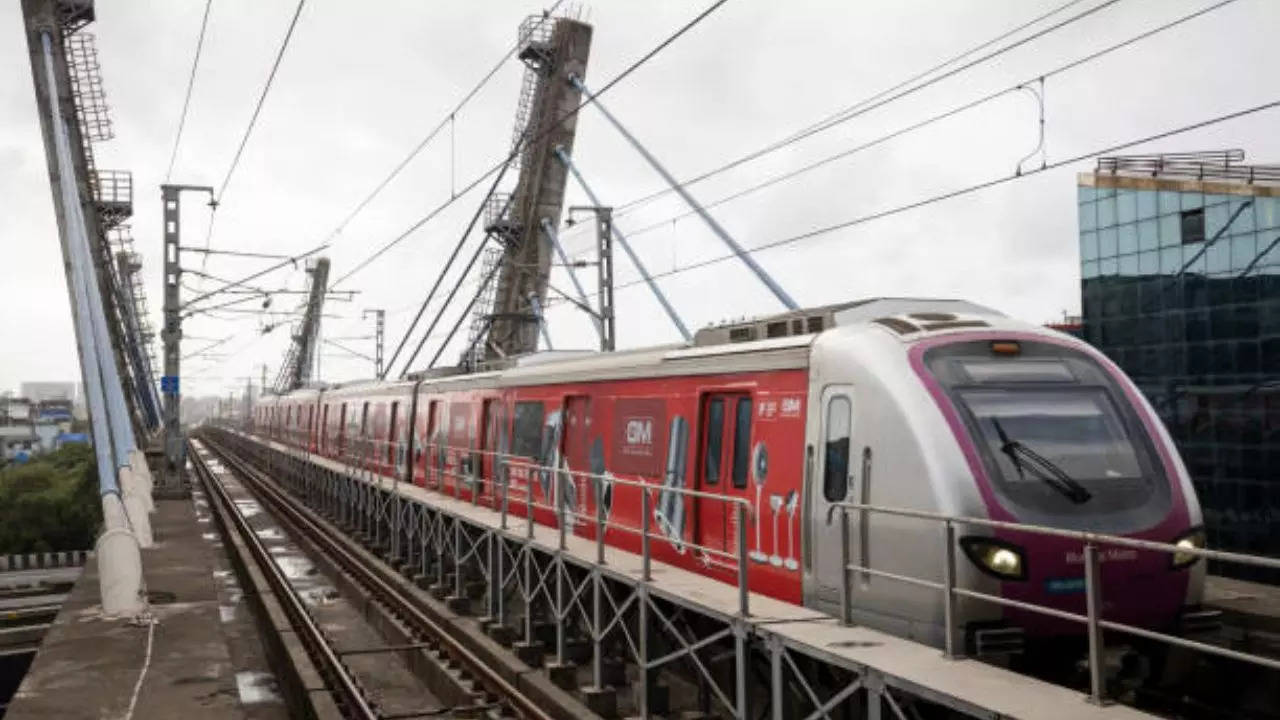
[1077,151,1279,578]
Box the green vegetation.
[0,444,101,553]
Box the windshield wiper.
[991,419,1092,504]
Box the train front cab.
[803,319,1206,655]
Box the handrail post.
[839,506,851,626]
[558,473,567,551]
[1084,542,1106,705]
[942,519,958,658]
[500,453,509,531]
[641,487,652,582]
[526,467,534,540]
[595,474,605,565]
[737,502,749,618]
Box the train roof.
[264,298,1028,400]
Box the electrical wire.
[578,0,1127,230]
[213,0,307,207]
[562,0,1242,259]
[164,0,214,182]
[322,0,566,247]
[614,99,1280,292]
[329,0,734,291]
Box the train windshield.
[959,389,1142,491]
[926,340,1171,528]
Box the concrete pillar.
[128,449,155,513]
[97,494,145,617]
[120,467,153,548]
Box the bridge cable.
[561,0,1241,260]
[382,159,515,379]
[546,0,1126,257]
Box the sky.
[1,0,1277,399]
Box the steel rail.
[201,435,557,720]
[188,440,378,719]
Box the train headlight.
[959,537,1028,581]
[1171,528,1206,569]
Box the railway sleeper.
[210,436,598,720]
[210,453,488,714]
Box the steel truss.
[219,429,997,719]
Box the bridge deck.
[4,495,290,720]
[257,432,1153,719]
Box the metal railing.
[831,501,1280,705]
[263,428,756,617]
[250,424,1280,706]
[1096,150,1280,185]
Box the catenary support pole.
[572,75,799,311]
[160,183,214,497]
[554,147,692,342]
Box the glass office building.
[1078,151,1280,579]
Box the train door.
[806,385,855,613]
[424,400,441,489]
[479,398,508,506]
[695,393,751,561]
[338,404,348,459]
[388,401,400,478]
[561,395,591,537]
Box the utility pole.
[363,308,385,378]
[160,183,214,496]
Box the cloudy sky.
[1,0,1277,399]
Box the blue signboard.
[161,376,179,395]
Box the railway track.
[191,439,378,719]
[195,434,557,720]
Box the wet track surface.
[194,448,450,718]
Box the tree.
[0,444,102,553]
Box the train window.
[512,401,544,459]
[702,397,725,486]
[960,388,1142,485]
[824,396,851,502]
[731,397,752,489]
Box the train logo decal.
[624,418,653,447]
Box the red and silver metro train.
[253,298,1206,650]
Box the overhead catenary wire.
[586,0,1128,227]
[199,0,308,268]
[321,0,566,248]
[329,0,734,292]
[212,0,307,207]
[613,99,1280,292]
[164,0,214,182]
[564,0,1242,259]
